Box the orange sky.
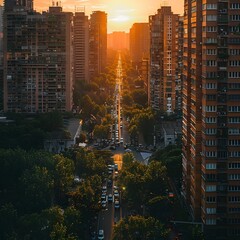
[0,0,184,33]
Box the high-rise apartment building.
[73,11,89,83]
[182,1,240,239]
[129,23,149,64]
[89,11,107,81]
[149,6,182,114]
[3,4,73,113]
[107,31,129,50]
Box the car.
[101,200,107,209]
[101,193,107,201]
[98,229,104,240]
[102,186,107,193]
[120,137,123,143]
[114,190,119,198]
[114,185,119,191]
[114,200,120,209]
[108,194,114,202]
[107,179,112,187]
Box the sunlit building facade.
[182,1,240,239]
[107,31,129,50]
[73,11,89,83]
[149,6,182,114]
[89,11,107,81]
[3,4,73,112]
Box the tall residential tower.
[182,1,240,239]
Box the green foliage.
[39,111,63,132]
[113,215,169,240]
[132,89,148,107]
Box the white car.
[114,200,120,209]
[102,186,107,193]
[101,200,107,209]
[114,190,119,198]
[98,229,104,240]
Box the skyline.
[0,0,184,32]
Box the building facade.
[89,11,107,81]
[182,1,240,239]
[129,23,149,64]
[149,6,182,114]
[73,11,89,84]
[3,4,73,113]
[107,31,129,50]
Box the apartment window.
[229,49,240,55]
[228,106,240,112]
[229,207,240,213]
[206,163,217,169]
[229,60,240,67]
[205,38,217,44]
[205,83,217,89]
[206,140,216,146]
[230,26,240,33]
[206,26,217,32]
[206,185,216,192]
[206,218,216,225]
[229,72,240,78]
[230,15,240,21]
[205,117,217,123]
[205,128,217,135]
[207,4,217,10]
[229,151,240,157]
[228,196,240,203]
[229,83,240,89]
[229,163,240,169]
[206,151,217,157]
[228,95,240,101]
[207,15,217,21]
[228,128,240,135]
[206,49,217,55]
[230,3,240,9]
[205,106,217,112]
[206,208,216,214]
[229,139,240,146]
[191,6,196,13]
[206,94,216,101]
[206,196,216,203]
[206,72,217,78]
[229,117,240,123]
[228,186,240,192]
[229,174,240,180]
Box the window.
[228,106,240,112]
[229,49,240,55]
[229,163,240,169]
[206,185,216,192]
[228,128,240,135]
[206,163,217,169]
[228,139,240,146]
[228,196,240,202]
[205,117,217,123]
[230,15,240,21]
[229,151,240,157]
[228,95,240,101]
[205,128,217,135]
[205,140,216,146]
[206,196,216,203]
[205,83,217,89]
[205,106,217,112]
[229,83,240,89]
[207,15,217,21]
[206,218,216,225]
[229,61,240,67]
[206,151,217,157]
[206,208,216,214]
[228,186,240,192]
[229,207,240,213]
[229,117,240,123]
[206,26,217,32]
[229,174,240,180]
[206,49,217,55]
[206,4,217,9]
[230,3,240,9]
[228,72,240,78]
[205,38,217,44]
[206,60,217,66]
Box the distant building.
[129,23,150,64]
[3,4,73,112]
[182,1,240,239]
[73,11,89,84]
[107,31,129,50]
[89,11,107,81]
[149,6,182,114]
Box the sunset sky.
[0,0,184,32]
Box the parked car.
[108,194,113,202]
[98,229,104,240]
[114,200,120,209]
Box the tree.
[19,166,54,213]
[93,124,109,140]
[132,89,148,107]
[113,215,169,240]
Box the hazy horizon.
[0,0,184,32]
